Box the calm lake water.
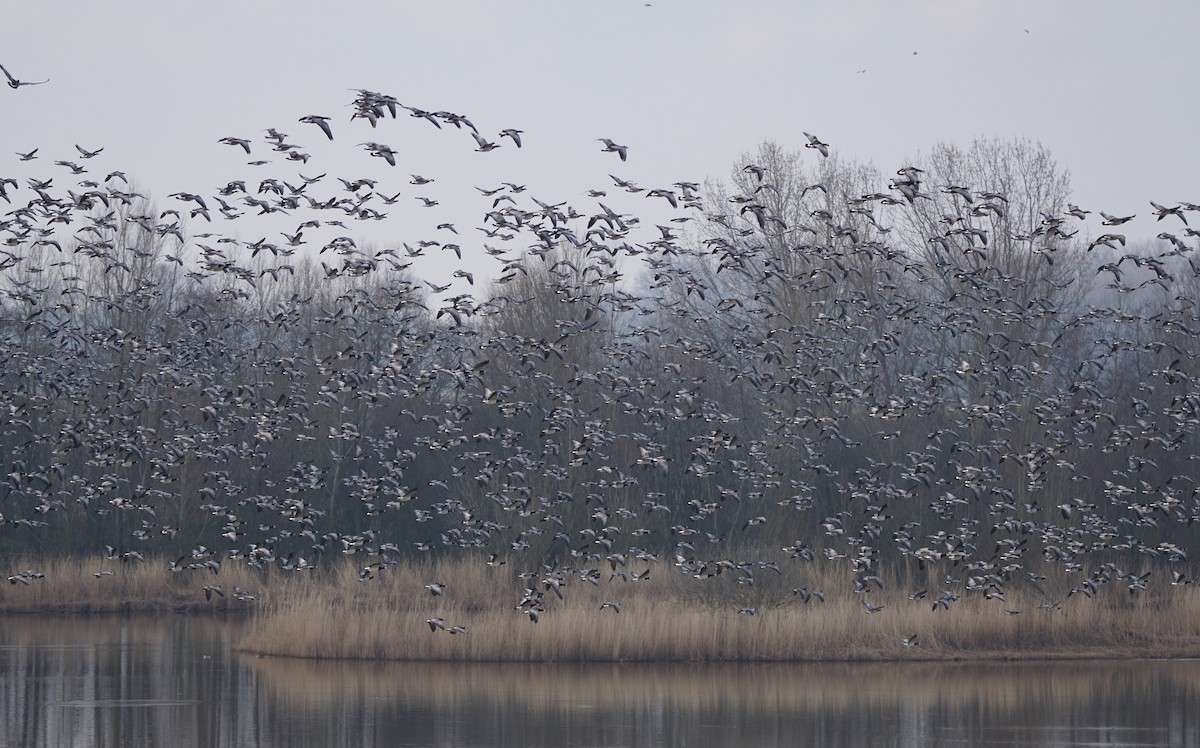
[0,615,1197,747]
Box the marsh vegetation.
[5,556,1196,661]
[3,91,1200,664]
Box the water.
[1,616,1197,747]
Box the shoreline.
[2,606,1196,663]
[235,643,1200,665]
[2,607,1196,664]
[4,555,1199,664]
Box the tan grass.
[239,556,1200,662]
[0,556,267,614]
[6,555,1199,661]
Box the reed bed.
[239,556,1200,662]
[0,555,266,614]
[6,555,1198,660]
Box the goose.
[359,142,397,166]
[1,62,49,88]
[55,160,86,174]
[472,132,500,152]
[219,136,252,153]
[646,188,678,208]
[169,192,208,211]
[436,110,476,131]
[597,138,628,161]
[743,164,766,181]
[803,131,829,157]
[1087,233,1125,252]
[298,115,334,140]
[499,129,523,147]
[1099,211,1135,226]
[1150,201,1187,225]
[402,106,442,128]
[941,184,974,203]
[801,183,828,198]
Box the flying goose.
[499,129,523,147]
[1099,211,1135,226]
[597,138,628,161]
[803,132,829,157]
[299,115,334,140]
[472,132,500,152]
[1,62,48,88]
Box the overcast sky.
[4,1,1196,286]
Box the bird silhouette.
[597,138,628,161]
[1,62,49,88]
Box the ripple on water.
[51,699,200,708]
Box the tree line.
[1,136,1196,593]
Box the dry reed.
[0,556,266,614]
[6,555,1198,661]
[239,556,1200,662]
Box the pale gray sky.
[5,2,1196,285]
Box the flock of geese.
[2,80,1199,641]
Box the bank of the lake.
[0,555,265,614]
[4,556,1199,662]
[6,614,1200,748]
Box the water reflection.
[1,616,1198,747]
